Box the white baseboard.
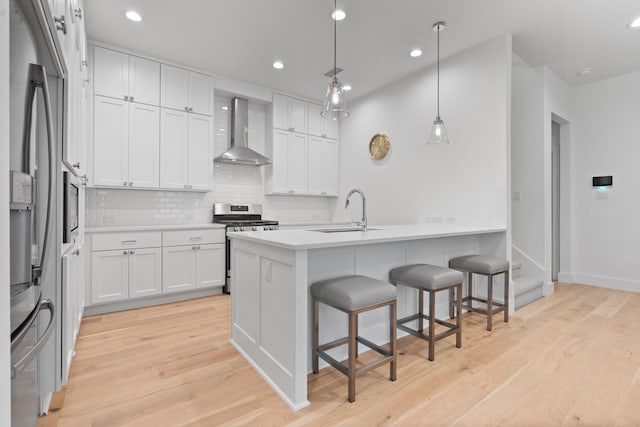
[571,273,640,293]
[543,281,554,296]
[557,272,574,283]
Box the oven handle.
[11,299,55,379]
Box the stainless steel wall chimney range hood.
[213,97,271,166]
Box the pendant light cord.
[333,0,337,82]
[437,26,440,118]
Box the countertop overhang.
[86,223,226,233]
[228,224,506,250]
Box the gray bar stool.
[311,275,397,403]
[449,255,510,331]
[389,264,463,361]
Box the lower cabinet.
[163,243,225,293]
[91,247,162,304]
[89,229,225,308]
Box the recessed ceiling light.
[273,61,284,70]
[410,49,422,58]
[125,10,142,22]
[342,84,352,91]
[576,67,593,76]
[331,9,346,21]
[629,16,640,28]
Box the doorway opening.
[551,121,560,281]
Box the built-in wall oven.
[63,171,79,245]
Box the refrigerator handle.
[26,64,56,282]
[11,300,55,379]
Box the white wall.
[0,0,13,421]
[511,55,545,273]
[86,93,332,227]
[334,35,511,229]
[568,70,640,292]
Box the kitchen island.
[228,224,508,410]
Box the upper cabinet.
[273,94,308,133]
[161,65,214,116]
[93,46,160,106]
[307,103,339,140]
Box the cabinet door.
[128,103,160,188]
[307,136,323,195]
[160,108,189,189]
[195,244,225,288]
[271,130,290,193]
[93,47,128,101]
[289,98,308,133]
[323,139,339,196]
[129,248,162,298]
[91,250,128,304]
[272,94,289,130]
[161,64,189,112]
[162,246,195,293]
[289,133,308,194]
[189,72,214,116]
[129,56,160,106]
[93,96,129,187]
[307,103,323,137]
[322,116,339,140]
[188,114,213,190]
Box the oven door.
[63,171,79,244]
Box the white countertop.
[86,223,225,233]
[277,221,351,227]
[228,224,506,250]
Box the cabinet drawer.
[92,232,162,251]
[162,229,225,247]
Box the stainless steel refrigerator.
[9,0,64,425]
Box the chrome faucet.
[345,189,367,231]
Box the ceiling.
[85,0,640,102]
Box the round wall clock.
[369,133,391,160]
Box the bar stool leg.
[456,283,462,348]
[390,301,397,381]
[504,270,510,323]
[348,311,357,402]
[468,272,473,310]
[354,313,359,359]
[313,299,319,374]
[428,290,436,361]
[418,289,424,332]
[448,288,454,319]
[487,274,493,331]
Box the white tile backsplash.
[86,94,334,227]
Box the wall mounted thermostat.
[592,176,612,187]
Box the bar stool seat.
[449,255,510,331]
[389,264,464,361]
[311,275,397,403]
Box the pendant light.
[427,21,449,145]
[321,0,349,120]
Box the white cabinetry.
[90,232,163,304]
[93,46,160,105]
[161,65,214,116]
[267,95,339,197]
[307,136,338,196]
[87,228,225,311]
[273,94,307,133]
[62,247,84,383]
[307,103,339,140]
[162,229,225,293]
[93,95,159,188]
[160,109,213,190]
[267,130,308,195]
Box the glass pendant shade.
[427,116,449,145]
[321,78,349,119]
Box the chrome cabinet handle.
[130,96,134,102]
[121,240,136,244]
[123,250,128,255]
[54,16,67,34]
[185,106,189,111]
[189,236,202,241]
[123,181,128,186]
[129,182,133,187]
[130,250,135,255]
[72,162,80,168]
[74,8,83,19]
[124,95,129,101]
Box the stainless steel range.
[213,203,279,293]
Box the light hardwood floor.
[39,283,640,426]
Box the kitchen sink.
[311,227,380,233]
